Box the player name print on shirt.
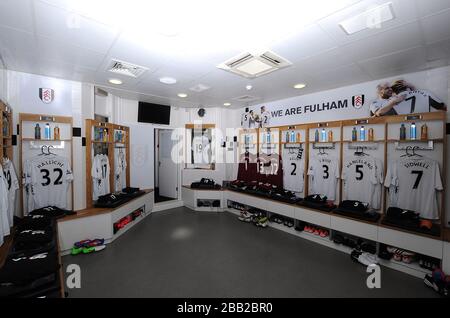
[385,157,443,220]
[308,156,340,200]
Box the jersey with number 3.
[308,156,340,200]
[282,147,305,193]
[384,158,443,220]
[26,154,73,210]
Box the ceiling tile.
[308,64,373,88]
[34,57,98,82]
[37,36,105,70]
[269,24,339,64]
[0,0,33,32]
[0,26,38,69]
[339,22,424,62]
[318,0,419,46]
[293,48,355,75]
[416,0,450,18]
[357,46,427,78]
[426,37,450,61]
[421,8,450,44]
[34,1,118,54]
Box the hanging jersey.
[92,154,110,200]
[2,158,19,225]
[249,114,257,129]
[342,155,379,207]
[114,149,127,192]
[257,152,283,187]
[237,152,258,182]
[25,154,73,210]
[308,156,340,200]
[260,111,271,128]
[192,135,210,164]
[385,157,443,219]
[371,158,384,209]
[241,112,251,129]
[282,147,305,193]
[0,165,10,240]
[394,89,445,115]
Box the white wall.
[0,66,7,102]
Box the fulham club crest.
[39,88,55,104]
[352,95,365,109]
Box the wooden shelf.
[311,141,341,144]
[387,139,443,143]
[2,136,11,139]
[22,138,72,142]
[343,140,384,143]
[281,141,305,144]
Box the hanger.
[39,145,48,156]
[47,145,55,155]
[410,146,422,158]
[400,146,412,157]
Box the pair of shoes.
[419,257,439,271]
[255,216,268,228]
[74,238,105,248]
[319,229,329,238]
[238,211,252,223]
[283,219,294,228]
[424,269,449,297]
[387,246,415,264]
[351,250,379,266]
[71,244,106,255]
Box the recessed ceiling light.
[224,102,231,106]
[246,85,253,90]
[294,83,307,89]
[108,78,122,85]
[339,2,395,35]
[159,77,177,84]
[178,93,188,98]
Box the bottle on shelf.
[2,115,8,136]
[351,127,357,142]
[266,131,271,144]
[285,131,290,143]
[296,132,301,143]
[290,130,295,143]
[34,123,41,140]
[328,130,333,142]
[314,129,319,142]
[360,126,366,141]
[98,127,103,142]
[44,123,51,140]
[410,122,417,140]
[54,125,60,140]
[321,128,326,142]
[104,128,108,142]
[368,128,374,141]
[420,124,428,141]
[400,124,406,141]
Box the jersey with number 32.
[384,158,443,219]
[25,154,73,210]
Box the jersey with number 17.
[26,154,73,210]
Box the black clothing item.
[17,215,54,231]
[29,206,74,219]
[339,200,369,213]
[305,194,327,203]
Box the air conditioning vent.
[232,95,260,102]
[95,87,108,97]
[107,59,148,78]
[217,50,292,79]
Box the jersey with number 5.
[308,156,340,200]
[384,158,443,220]
[241,112,251,129]
[27,154,73,210]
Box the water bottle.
[35,123,41,140]
[410,123,417,140]
[286,131,290,143]
[290,131,295,143]
[314,129,319,142]
[296,132,301,143]
[266,131,271,144]
[54,126,60,140]
[360,126,366,141]
[352,127,357,142]
[400,124,406,141]
[421,124,428,141]
[321,128,326,142]
[44,123,51,140]
[328,130,333,142]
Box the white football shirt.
[241,112,251,129]
[342,155,379,207]
[114,148,127,192]
[369,98,397,116]
[2,158,19,224]
[25,154,73,211]
[308,155,340,200]
[282,147,305,193]
[260,111,271,128]
[384,157,443,219]
[371,158,384,209]
[192,135,210,164]
[394,89,445,115]
[0,165,10,239]
[92,154,110,200]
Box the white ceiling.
[0,0,450,108]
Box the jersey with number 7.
[384,158,443,220]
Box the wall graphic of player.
[371,80,447,117]
[259,106,271,128]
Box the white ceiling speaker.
[107,59,148,78]
[217,50,292,79]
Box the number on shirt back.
[40,168,63,186]
[4,170,11,190]
[405,96,416,113]
[102,164,108,179]
[355,165,364,181]
[411,170,423,189]
[322,165,329,179]
[291,163,297,176]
